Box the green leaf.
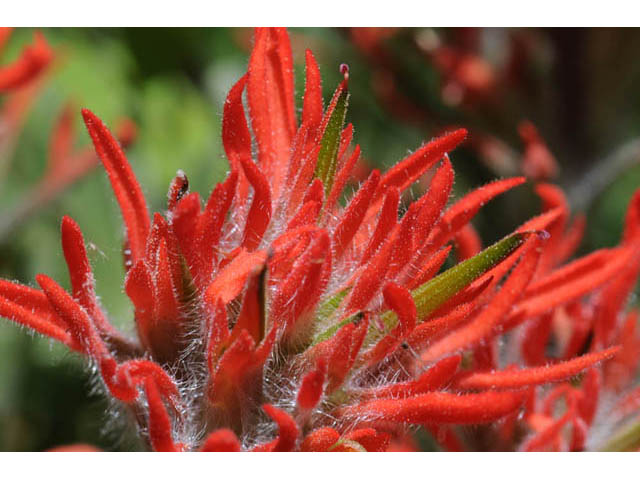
[313,311,362,346]
[602,421,640,451]
[315,288,350,326]
[312,232,527,346]
[410,232,527,320]
[314,86,349,197]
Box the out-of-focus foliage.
[0,27,639,451]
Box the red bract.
[1,27,639,452]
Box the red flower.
[1,27,639,452]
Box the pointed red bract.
[515,247,634,319]
[254,405,299,452]
[361,283,416,365]
[222,75,251,205]
[333,169,380,258]
[374,129,467,198]
[200,429,242,452]
[429,176,526,249]
[326,145,362,214]
[361,186,399,264]
[81,109,150,263]
[302,49,323,131]
[36,273,109,359]
[0,294,74,348]
[239,155,272,251]
[341,390,525,425]
[205,249,267,305]
[362,355,461,399]
[247,28,296,200]
[144,377,179,452]
[458,347,620,390]
[297,361,327,410]
[196,171,238,287]
[61,216,126,344]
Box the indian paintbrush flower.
[1,27,639,452]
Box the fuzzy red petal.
[429,177,526,249]
[255,405,299,452]
[515,247,634,319]
[200,429,242,452]
[363,355,461,399]
[239,156,272,251]
[36,274,109,359]
[375,129,467,198]
[247,28,296,200]
[222,74,251,203]
[341,390,525,425]
[297,360,327,410]
[0,295,74,348]
[457,347,620,390]
[301,49,323,131]
[326,145,362,215]
[196,172,238,287]
[144,377,178,452]
[81,109,150,263]
[333,169,380,258]
[61,215,128,343]
[205,249,267,305]
[361,186,399,264]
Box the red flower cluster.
[1,28,639,452]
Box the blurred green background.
[0,27,639,451]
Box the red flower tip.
[341,390,525,425]
[302,49,323,130]
[297,360,327,411]
[457,346,621,390]
[144,377,179,452]
[200,429,242,452]
[255,405,299,452]
[376,128,467,197]
[81,108,150,263]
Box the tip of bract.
[449,127,468,144]
[340,63,350,86]
[61,214,74,228]
[80,108,94,123]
